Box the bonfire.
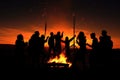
[47,53,72,68]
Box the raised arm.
[45,36,49,42]
[61,39,65,43]
[76,39,80,46]
[69,35,76,42]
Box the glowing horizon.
[0,25,119,49]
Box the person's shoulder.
[107,35,111,39]
[95,37,98,40]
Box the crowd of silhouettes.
[15,30,113,69]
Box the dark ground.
[0,44,120,79]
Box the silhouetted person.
[61,35,76,62]
[15,34,27,67]
[86,33,99,69]
[99,30,113,69]
[99,30,113,50]
[48,32,55,58]
[54,31,64,57]
[39,34,49,64]
[75,31,87,71]
[28,31,41,68]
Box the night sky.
[0,0,120,48]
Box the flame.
[48,53,72,68]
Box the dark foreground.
[0,44,120,79]
[0,64,119,79]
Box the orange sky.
[0,0,120,49]
[0,25,119,49]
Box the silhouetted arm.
[45,36,49,42]
[61,40,65,43]
[76,39,80,46]
[69,35,76,42]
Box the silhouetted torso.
[28,31,41,67]
[54,31,63,57]
[39,35,49,64]
[15,34,26,66]
[73,31,87,71]
[61,36,75,61]
[87,33,99,69]
[48,32,55,58]
[98,30,113,68]
[76,32,86,51]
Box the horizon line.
[0,43,120,50]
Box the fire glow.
[47,53,72,68]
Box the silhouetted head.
[34,31,40,36]
[41,35,45,39]
[17,34,23,40]
[102,30,107,36]
[90,33,96,39]
[78,31,85,38]
[50,32,54,36]
[57,31,60,36]
[65,37,69,41]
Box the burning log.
[47,62,69,68]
